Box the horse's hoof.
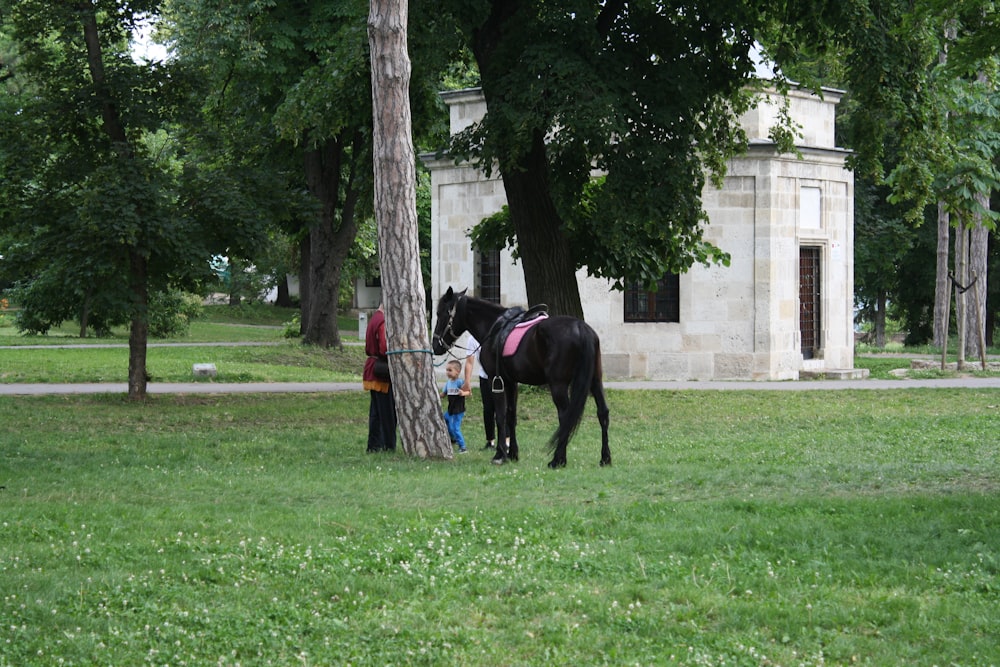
[547,460,566,469]
[600,459,611,467]
[492,458,506,466]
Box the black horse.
[431,287,611,468]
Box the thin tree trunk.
[81,3,146,399]
[934,202,950,348]
[874,291,887,348]
[955,223,968,369]
[79,290,91,338]
[128,249,149,400]
[369,0,451,459]
[228,257,241,306]
[987,232,997,347]
[299,235,311,335]
[965,194,989,360]
[934,26,956,357]
[275,275,292,308]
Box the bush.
[282,313,301,339]
[148,290,204,338]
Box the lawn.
[0,305,367,383]
[2,388,998,666]
[0,342,366,384]
[0,304,361,345]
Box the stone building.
[423,86,856,381]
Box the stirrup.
[491,376,505,394]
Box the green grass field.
[0,305,366,384]
[2,387,998,666]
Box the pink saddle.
[502,314,548,356]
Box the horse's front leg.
[491,382,509,465]
[506,384,519,462]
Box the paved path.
[2,377,1000,396]
[4,339,999,395]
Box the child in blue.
[441,360,470,453]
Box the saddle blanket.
[502,314,548,357]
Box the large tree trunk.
[301,134,364,349]
[471,2,584,318]
[933,202,950,348]
[369,0,451,459]
[500,132,584,317]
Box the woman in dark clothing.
[363,303,397,452]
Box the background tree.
[164,0,371,348]
[433,0,949,319]
[0,0,251,399]
[165,0,457,347]
[864,2,1000,361]
[771,1,999,353]
[369,0,452,459]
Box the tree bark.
[302,134,364,349]
[128,249,149,400]
[298,234,311,335]
[955,223,968,369]
[874,290,887,348]
[933,202,950,348]
[369,0,451,459]
[965,194,989,360]
[275,276,292,308]
[500,132,584,317]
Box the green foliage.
[0,1,260,346]
[887,63,1000,227]
[444,1,770,285]
[437,47,480,91]
[469,205,516,260]
[2,389,998,665]
[283,312,303,339]
[147,289,203,338]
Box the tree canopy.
[432,0,996,319]
[0,0,256,397]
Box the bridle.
[433,295,470,357]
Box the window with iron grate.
[477,248,501,303]
[624,274,680,322]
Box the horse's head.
[432,287,467,355]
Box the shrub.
[148,290,204,338]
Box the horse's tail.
[548,325,597,453]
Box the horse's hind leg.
[507,384,520,462]
[593,381,611,466]
[548,382,571,468]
